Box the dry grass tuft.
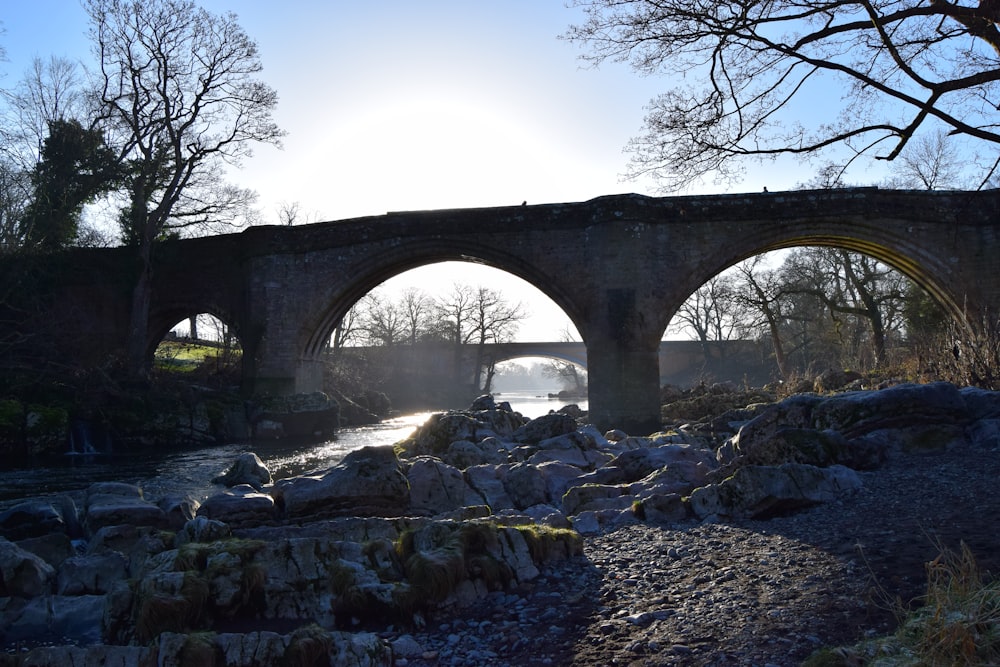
[806,542,1000,666]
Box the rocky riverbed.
[382,442,1000,666]
[2,382,999,666]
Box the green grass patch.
[154,340,242,373]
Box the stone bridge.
[372,340,764,387]
[6,188,1000,433]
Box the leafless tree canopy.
[565,0,1000,190]
[87,0,284,241]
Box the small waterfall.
[68,419,107,455]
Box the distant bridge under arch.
[340,339,758,383]
[5,188,999,433]
[483,342,588,367]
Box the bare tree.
[781,248,908,368]
[399,287,434,346]
[5,57,86,166]
[730,256,793,379]
[667,273,751,364]
[84,0,284,377]
[276,201,301,226]
[0,56,91,251]
[468,286,525,393]
[566,0,1000,190]
[888,129,969,190]
[434,283,526,393]
[542,329,587,395]
[275,200,322,226]
[357,290,408,347]
[0,160,30,251]
[329,300,363,355]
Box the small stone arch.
[484,344,588,370]
[145,304,245,383]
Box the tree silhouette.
[566,0,1000,190]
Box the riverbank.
[3,383,999,665]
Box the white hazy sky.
[0,1,808,341]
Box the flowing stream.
[0,391,585,511]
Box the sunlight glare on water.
[258,411,436,479]
[0,393,585,511]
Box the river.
[0,391,585,511]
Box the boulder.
[157,494,200,530]
[56,551,128,595]
[689,463,862,520]
[562,484,625,516]
[628,460,711,497]
[606,443,717,483]
[637,493,690,523]
[0,537,54,597]
[406,457,468,515]
[444,438,507,469]
[212,452,272,490]
[504,462,548,510]
[12,533,76,569]
[176,516,232,546]
[519,504,572,528]
[276,445,409,520]
[252,391,340,440]
[83,482,167,534]
[399,413,493,457]
[12,645,152,667]
[86,524,174,575]
[198,485,276,527]
[810,382,967,437]
[464,465,515,511]
[212,631,290,667]
[469,394,496,411]
[0,594,105,648]
[528,430,610,469]
[511,413,578,445]
[536,460,587,503]
[0,499,73,541]
[960,386,1000,419]
[473,407,528,439]
[571,508,636,535]
[729,426,885,469]
[967,418,1000,448]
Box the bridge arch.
[146,302,244,362]
[301,240,588,359]
[482,344,588,369]
[656,228,972,343]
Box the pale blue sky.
[0,0,804,220]
[0,1,805,341]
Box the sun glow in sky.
[0,1,806,341]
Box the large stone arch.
[650,208,985,342]
[299,240,589,359]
